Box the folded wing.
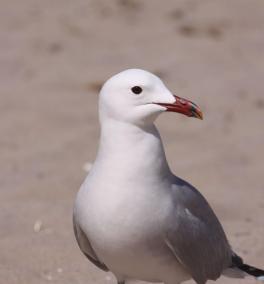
[73,215,108,271]
[165,178,232,284]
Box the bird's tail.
[232,253,264,281]
[237,263,264,279]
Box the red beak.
[155,95,203,120]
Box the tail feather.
[232,253,264,279]
[237,263,264,278]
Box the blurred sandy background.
[0,0,263,283]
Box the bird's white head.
[99,69,203,126]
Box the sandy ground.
[0,0,264,283]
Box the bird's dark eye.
[131,86,142,95]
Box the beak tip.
[192,109,203,120]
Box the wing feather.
[73,215,108,271]
[165,178,232,284]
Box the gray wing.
[165,177,232,284]
[73,214,108,271]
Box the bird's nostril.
[180,99,187,105]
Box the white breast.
[74,122,189,283]
[75,174,185,282]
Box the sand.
[0,0,263,283]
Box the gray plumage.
[165,177,232,284]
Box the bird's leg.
[118,281,125,284]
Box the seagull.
[73,69,264,284]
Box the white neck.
[95,119,171,180]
